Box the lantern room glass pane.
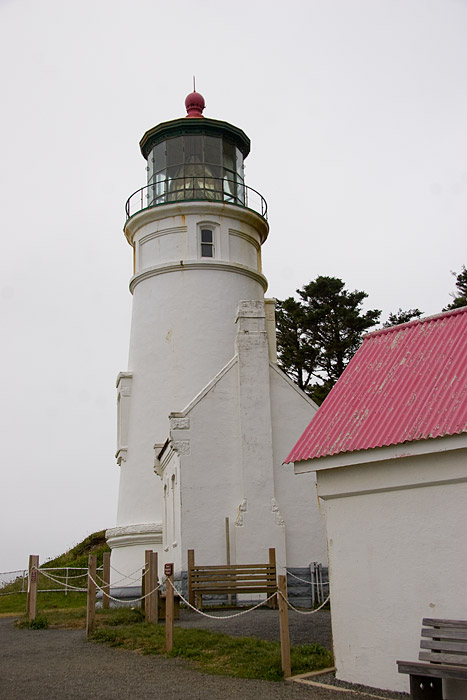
[184,134,203,164]
[223,171,235,202]
[148,154,155,182]
[167,137,184,166]
[154,142,166,170]
[236,147,244,179]
[205,136,222,166]
[222,141,235,173]
[185,163,206,177]
[155,171,167,203]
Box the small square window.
[201,228,214,257]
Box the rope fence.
[167,577,279,620]
[284,568,330,586]
[15,550,330,680]
[87,571,164,605]
[0,569,28,596]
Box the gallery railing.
[125,176,268,221]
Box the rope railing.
[166,577,278,620]
[283,568,330,586]
[109,563,146,584]
[22,562,331,614]
[0,569,28,596]
[0,569,28,576]
[39,570,89,580]
[23,556,329,680]
[32,565,330,614]
[87,571,164,605]
[277,590,331,615]
[33,568,87,592]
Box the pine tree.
[444,266,467,310]
[276,276,380,404]
[383,308,423,328]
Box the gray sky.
[1,0,466,573]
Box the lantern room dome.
[185,91,205,118]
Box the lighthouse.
[107,92,327,598]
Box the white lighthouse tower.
[107,92,327,597]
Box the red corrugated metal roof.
[285,306,467,464]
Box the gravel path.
[175,607,333,648]
[0,614,402,700]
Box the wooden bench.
[187,548,277,610]
[397,618,467,699]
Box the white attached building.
[286,307,467,697]
[106,92,327,597]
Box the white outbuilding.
[286,307,467,697]
[106,92,328,598]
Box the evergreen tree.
[443,266,467,310]
[383,308,423,328]
[276,276,381,404]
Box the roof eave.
[293,432,467,474]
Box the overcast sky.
[1,0,466,574]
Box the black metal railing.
[125,176,268,221]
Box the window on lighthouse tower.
[200,228,214,257]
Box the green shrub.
[28,615,49,630]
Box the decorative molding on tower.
[106,522,163,547]
[116,372,133,467]
[235,498,248,527]
[170,417,190,430]
[271,498,285,527]
[129,260,268,294]
[124,200,269,245]
[139,226,187,246]
[228,228,261,251]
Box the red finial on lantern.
[185,85,205,118]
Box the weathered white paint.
[115,372,132,467]
[108,200,270,580]
[295,436,467,696]
[156,301,327,577]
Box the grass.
[0,529,108,616]
[12,605,333,681]
[0,590,87,616]
[91,623,332,680]
[44,530,110,569]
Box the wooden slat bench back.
[187,548,277,609]
[397,618,467,699]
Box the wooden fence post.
[27,555,39,621]
[225,518,232,606]
[102,552,111,610]
[268,548,277,608]
[86,554,97,639]
[277,574,291,678]
[142,550,152,615]
[187,549,195,606]
[146,552,158,623]
[141,566,146,614]
[165,563,174,652]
